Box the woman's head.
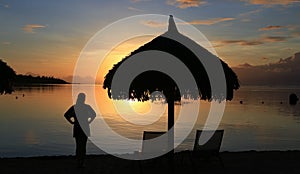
[76,93,86,104]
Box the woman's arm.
[87,105,96,123]
[64,106,75,124]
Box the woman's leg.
[75,135,88,167]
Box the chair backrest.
[142,131,167,154]
[193,130,224,153]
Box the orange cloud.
[215,36,289,47]
[259,25,285,31]
[187,17,235,25]
[22,24,46,33]
[246,0,300,5]
[141,21,167,28]
[217,40,263,46]
[263,36,290,42]
[167,0,206,8]
[142,17,234,28]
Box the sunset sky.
[0,0,300,83]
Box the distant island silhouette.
[15,74,69,85]
[233,52,300,86]
[0,59,68,94]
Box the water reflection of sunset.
[128,100,152,114]
[2,85,300,157]
[95,86,168,139]
[24,130,40,145]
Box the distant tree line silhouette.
[0,60,16,94]
[0,59,68,95]
[15,74,68,85]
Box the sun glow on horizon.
[96,35,155,84]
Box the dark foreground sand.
[1,151,300,174]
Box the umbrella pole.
[167,95,174,173]
[168,97,174,151]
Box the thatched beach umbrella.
[103,15,239,153]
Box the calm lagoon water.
[0,84,300,157]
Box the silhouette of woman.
[64,93,96,168]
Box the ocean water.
[0,85,300,157]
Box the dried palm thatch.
[103,15,239,102]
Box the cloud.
[263,36,290,42]
[287,25,300,37]
[237,9,263,22]
[2,42,11,45]
[128,6,144,12]
[216,36,290,47]
[239,9,262,17]
[187,17,235,25]
[142,17,234,28]
[258,25,300,37]
[166,0,207,9]
[141,20,167,28]
[130,0,150,2]
[233,52,300,85]
[245,0,300,6]
[0,3,9,8]
[215,40,263,47]
[259,25,285,31]
[292,31,300,37]
[231,40,263,46]
[22,24,46,33]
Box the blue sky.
[0,0,300,81]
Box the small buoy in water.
[240,100,243,104]
[22,94,25,97]
[15,96,18,99]
[280,101,283,104]
[261,101,264,104]
[289,93,299,105]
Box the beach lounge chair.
[142,131,167,155]
[139,131,168,173]
[190,130,224,168]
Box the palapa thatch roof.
[103,15,239,102]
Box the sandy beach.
[1,151,300,174]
